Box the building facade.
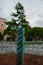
[0,18,6,33]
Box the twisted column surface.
[16,27,25,65]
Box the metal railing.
[0,42,17,54]
[25,44,43,56]
[0,42,43,56]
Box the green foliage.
[4,20,17,41]
[0,32,4,41]
[12,2,29,27]
[25,24,31,41]
[11,2,31,40]
[28,27,43,41]
[4,2,31,41]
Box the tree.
[0,32,4,41]
[31,27,42,41]
[24,24,31,41]
[11,2,30,40]
[28,27,43,41]
[12,2,27,26]
[39,28,43,40]
[4,21,17,41]
[4,2,31,41]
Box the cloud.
[0,0,43,27]
[35,20,43,27]
[38,14,43,18]
[29,14,43,27]
[40,0,43,1]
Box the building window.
[2,24,3,26]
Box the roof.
[0,18,6,20]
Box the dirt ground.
[0,53,43,65]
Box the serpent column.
[16,26,25,65]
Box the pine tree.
[12,2,29,27]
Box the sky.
[0,0,43,27]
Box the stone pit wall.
[0,53,43,65]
